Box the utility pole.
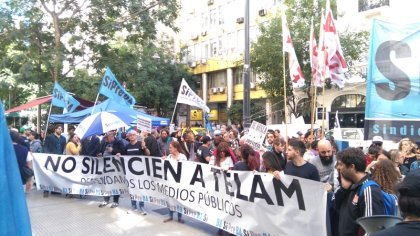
[243,0,251,129]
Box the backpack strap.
[357,180,380,197]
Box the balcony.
[358,0,389,12]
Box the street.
[27,189,218,236]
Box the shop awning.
[5,95,94,114]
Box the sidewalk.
[27,190,218,236]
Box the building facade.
[177,0,420,129]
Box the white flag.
[322,0,347,88]
[176,78,210,113]
[334,110,341,129]
[310,17,323,87]
[282,13,305,88]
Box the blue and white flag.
[99,68,136,107]
[52,82,80,113]
[0,103,32,235]
[205,112,213,133]
[365,20,420,141]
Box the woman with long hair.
[399,138,417,170]
[210,142,234,170]
[162,141,186,223]
[371,159,400,194]
[234,144,259,171]
[65,133,81,155]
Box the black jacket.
[332,175,385,236]
[99,138,126,156]
[81,135,101,156]
[145,135,161,157]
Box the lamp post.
[243,0,251,129]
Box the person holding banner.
[234,144,259,171]
[284,139,320,181]
[162,141,186,223]
[65,134,81,155]
[43,124,66,197]
[125,130,149,215]
[209,142,235,171]
[98,131,126,208]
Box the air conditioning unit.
[250,82,256,90]
[211,87,218,94]
[191,34,198,40]
[218,87,225,93]
[190,61,197,68]
[200,58,207,64]
[201,31,207,36]
[236,17,244,24]
[258,9,267,16]
[207,0,214,5]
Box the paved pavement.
[27,189,219,236]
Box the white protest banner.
[176,78,210,112]
[124,157,327,235]
[244,121,268,150]
[32,153,128,196]
[137,115,152,133]
[32,153,327,235]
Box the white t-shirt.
[167,153,187,161]
[209,156,234,170]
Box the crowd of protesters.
[9,122,420,235]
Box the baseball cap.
[213,130,221,136]
[397,169,420,197]
[372,136,383,143]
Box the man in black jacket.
[333,147,385,236]
[98,131,126,208]
[144,129,161,157]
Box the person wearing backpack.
[333,147,385,236]
[372,169,420,235]
[369,159,400,215]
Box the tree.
[0,0,179,87]
[251,0,369,122]
[228,101,266,125]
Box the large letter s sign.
[375,40,411,100]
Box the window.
[218,36,224,56]
[203,41,209,59]
[209,71,227,88]
[358,0,389,12]
[233,68,243,84]
[227,32,236,53]
[211,39,218,57]
[331,94,366,110]
[210,9,217,26]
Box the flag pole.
[43,101,53,145]
[282,52,288,145]
[170,102,178,126]
[91,93,100,115]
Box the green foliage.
[0,0,185,115]
[251,0,368,120]
[228,101,266,125]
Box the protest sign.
[244,121,268,150]
[32,153,327,235]
[137,115,152,133]
[32,153,128,196]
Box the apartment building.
[177,0,419,128]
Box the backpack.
[358,180,398,216]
